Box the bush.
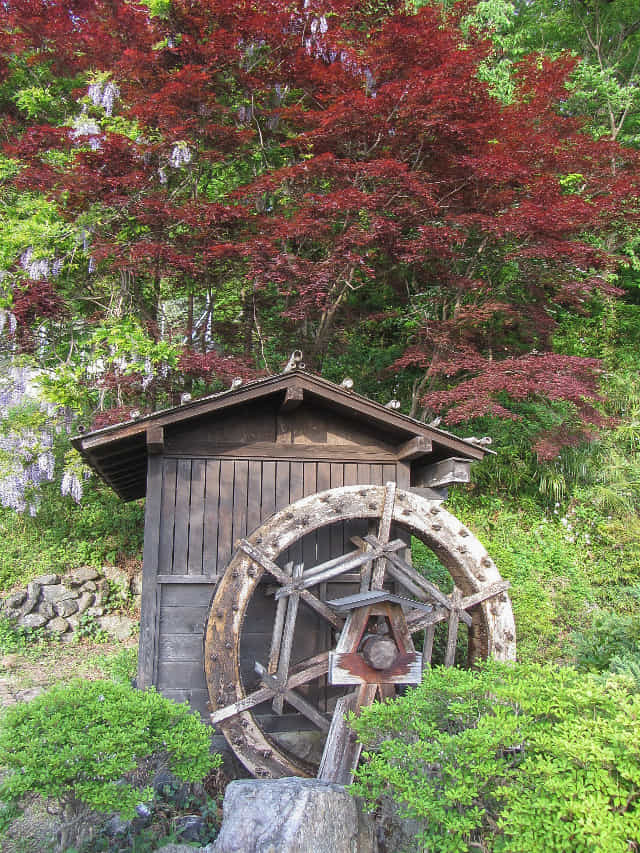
[0,679,218,851]
[350,662,640,853]
[572,611,640,673]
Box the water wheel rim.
[204,485,516,779]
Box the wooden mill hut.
[73,367,513,778]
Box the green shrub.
[0,679,218,852]
[0,613,48,657]
[572,611,640,673]
[95,647,138,685]
[350,662,640,853]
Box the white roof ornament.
[283,351,305,372]
[464,436,493,447]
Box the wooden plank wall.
[155,459,403,577]
[142,455,410,725]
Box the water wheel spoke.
[239,539,342,628]
[272,563,303,714]
[255,663,330,732]
[211,685,276,725]
[371,481,396,589]
[275,540,405,599]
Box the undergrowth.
[0,478,143,590]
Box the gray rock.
[211,778,377,853]
[67,614,80,630]
[155,846,195,853]
[54,598,79,618]
[20,595,39,616]
[131,573,143,596]
[42,584,75,603]
[37,600,56,620]
[102,566,130,595]
[47,616,69,634]
[18,613,48,629]
[77,592,95,613]
[70,566,100,585]
[175,815,207,842]
[86,606,104,618]
[376,795,426,853]
[97,614,136,641]
[153,771,190,807]
[27,580,42,599]
[32,574,60,586]
[82,580,97,592]
[4,591,26,609]
[104,815,130,837]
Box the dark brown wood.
[138,455,163,690]
[202,459,220,577]
[188,460,206,575]
[146,426,164,454]
[75,371,485,458]
[217,460,235,569]
[232,460,249,547]
[397,436,432,461]
[247,460,262,535]
[159,633,204,660]
[413,457,472,488]
[157,574,218,584]
[158,459,177,573]
[280,386,304,412]
[261,460,276,520]
[172,459,191,575]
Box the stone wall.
[0,566,140,641]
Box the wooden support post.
[444,587,462,667]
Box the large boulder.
[210,778,377,853]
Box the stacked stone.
[1,567,141,641]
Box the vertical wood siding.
[147,456,410,725]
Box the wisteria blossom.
[61,470,83,503]
[70,115,102,149]
[0,359,88,511]
[88,80,120,117]
[170,141,192,168]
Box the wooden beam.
[413,457,472,488]
[280,386,304,412]
[396,436,432,461]
[318,692,361,784]
[146,426,164,455]
[238,540,342,628]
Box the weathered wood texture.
[204,485,516,779]
[140,447,409,722]
[154,457,408,577]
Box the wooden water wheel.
[204,484,515,783]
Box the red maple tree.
[2,0,639,441]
